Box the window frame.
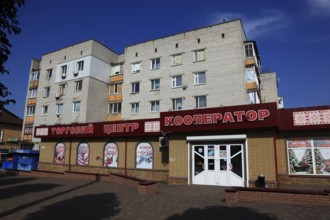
[131,62,141,73]
[46,69,52,80]
[151,79,160,91]
[171,75,183,88]
[194,72,206,85]
[77,61,84,71]
[195,95,207,108]
[172,53,183,66]
[245,43,254,57]
[151,58,160,70]
[59,83,67,95]
[26,106,36,116]
[75,80,83,92]
[172,98,183,110]
[61,65,67,78]
[130,102,139,114]
[108,102,122,114]
[193,49,205,62]
[24,124,33,135]
[56,103,63,115]
[29,88,38,98]
[44,87,50,98]
[31,71,39,81]
[72,101,81,113]
[131,82,140,94]
[150,100,160,112]
[41,105,48,116]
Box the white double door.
[192,144,245,186]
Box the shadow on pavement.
[24,193,120,220]
[166,206,276,220]
[0,183,61,199]
[0,177,37,187]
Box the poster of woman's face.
[54,143,65,164]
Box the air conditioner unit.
[55,94,61,100]
[61,73,66,79]
[73,71,78,76]
[159,136,169,148]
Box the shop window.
[77,142,89,166]
[104,142,118,167]
[54,143,65,164]
[136,142,153,169]
[287,139,330,175]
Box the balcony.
[27,98,37,105]
[107,114,122,121]
[110,74,123,83]
[25,116,35,123]
[246,81,258,91]
[108,94,122,102]
[29,80,39,89]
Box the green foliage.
[0,0,25,108]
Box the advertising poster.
[287,140,312,174]
[77,143,89,166]
[136,142,153,169]
[314,139,330,174]
[104,142,118,167]
[54,143,65,164]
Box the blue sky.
[3,0,330,118]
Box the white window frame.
[56,104,63,115]
[150,100,160,112]
[59,84,67,95]
[172,98,183,110]
[75,80,83,92]
[171,75,183,88]
[172,54,182,66]
[245,43,254,57]
[29,88,38,98]
[41,105,48,116]
[61,65,67,78]
[193,49,205,62]
[72,101,81,113]
[108,102,122,114]
[131,82,140,93]
[246,67,256,81]
[194,72,206,85]
[31,71,39,81]
[151,79,160,91]
[24,124,33,135]
[248,91,257,104]
[151,58,160,70]
[44,87,50,98]
[131,62,141,73]
[195,95,207,108]
[131,103,139,114]
[27,106,35,116]
[77,61,84,71]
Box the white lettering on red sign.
[51,124,94,135]
[164,109,270,127]
[103,123,139,134]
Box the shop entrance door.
[192,144,244,186]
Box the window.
[46,69,52,80]
[31,71,39,81]
[131,62,141,73]
[75,80,83,92]
[245,43,254,57]
[29,89,38,98]
[24,124,33,135]
[246,67,256,81]
[248,91,257,104]
[131,103,139,114]
[194,72,206,85]
[41,105,48,116]
[136,142,153,169]
[150,101,160,112]
[151,79,160,91]
[111,64,122,75]
[27,106,35,116]
[193,49,205,62]
[195,96,207,108]
[61,65,67,78]
[151,58,160,70]
[56,104,63,115]
[59,84,67,95]
[108,102,122,114]
[171,75,182,88]
[172,98,183,110]
[44,87,50,98]
[72,101,80,113]
[110,83,122,94]
[172,54,182,66]
[287,139,330,175]
[131,82,140,93]
[104,142,118,167]
[77,61,84,71]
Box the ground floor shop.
[34,103,330,188]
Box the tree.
[0,0,25,108]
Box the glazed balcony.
[108,94,122,102]
[110,74,124,83]
[29,80,39,89]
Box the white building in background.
[22,19,280,148]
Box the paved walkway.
[0,175,329,220]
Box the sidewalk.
[0,175,329,220]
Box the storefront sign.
[293,110,330,126]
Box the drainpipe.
[68,138,72,172]
[273,128,279,189]
[124,137,127,176]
